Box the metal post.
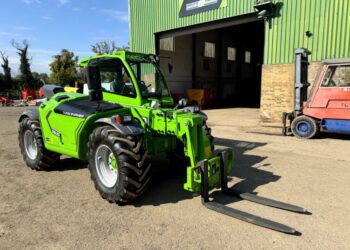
[294,48,311,114]
[200,159,209,202]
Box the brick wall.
[260,62,321,122]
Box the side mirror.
[174,97,188,110]
[178,98,188,107]
[86,65,102,101]
[150,100,161,109]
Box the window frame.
[98,58,137,98]
[204,42,216,58]
[160,37,175,52]
[320,64,350,88]
[244,50,251,64]
[227,47,236,61]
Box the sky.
[0,0,130,75]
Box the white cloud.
[102,9,129,22]
[0,45,92,74]
[41,16,54,21]
[30,49,57,54]
[30,60,52,73]
[0,31,20,37]
[21,0,41,5]
[57,0,70,6]
[0,31,12,36]
[1,48,51,74]
[14,26,31,31]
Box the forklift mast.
[294,48,311,115]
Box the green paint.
[111,156,118,170]
[178,0,184,11]
[35,51,233,193]
[220,0,227,8]
[130,0,350,64]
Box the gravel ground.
[0,107,349,249]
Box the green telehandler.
[18,51,308,234]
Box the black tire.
[18,118,60,170]
[291,115,318,139]
[87,126,151,203]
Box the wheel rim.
[95,145,118,188]
[296,121,311,136]
[24,130,38,160]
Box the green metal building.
[129,0,350,121]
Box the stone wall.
[260,62,321,122]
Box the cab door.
[97,58,140,106]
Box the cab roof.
[322,58,350,65]
[79,50,157,67]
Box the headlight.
[114,115,133,124]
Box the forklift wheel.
[291,116,318,139]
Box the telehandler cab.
[283,48,350,138]
[18,51,308,234]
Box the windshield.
[127,59,170,98]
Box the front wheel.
[87,126,151,203]
[291,116,318,139]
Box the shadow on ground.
[134,138,281,207]
[48,158,87,172]
[41,138,282,207]
[316,132,350,140]
[210,138,280,205]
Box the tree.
[0,51,13,90]
[0,73,4,92]
[12,40,34,89]
[49,49,78,86]
[91,40,130,54]
[32,72,49,89]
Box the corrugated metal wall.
[129,0,350,64]
[265,0,350,64]
[129,0,255,53]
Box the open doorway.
[157,17,265,108]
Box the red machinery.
[0,96,14,106]
[283,48,350,138]
[21,88,36,100]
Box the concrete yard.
[0,107,349,249]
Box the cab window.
[99,59,136,97]
[321,65,350,88]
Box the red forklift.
[283,48,350,138]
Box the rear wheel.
[18,118,60,170]
[87,126,151,203]
[291,116,318,139]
